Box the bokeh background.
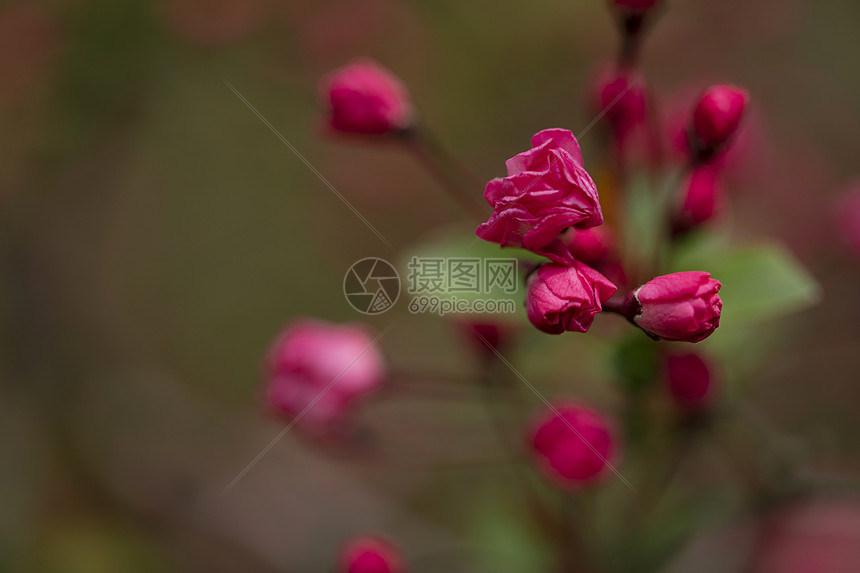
[2,0,860,571]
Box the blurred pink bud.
[675,166,723,230]
[529,402,615,487]
[476,129,603,262]
[665,353,714,409]
[525,262,617,335]
[592,67,648,143]
[339,535,406,573]
[456,320,517,358]
[564,226,617,268]
[321,59,413,135]
[837,185,860,257]
[751,499,860,573]
[610,0,661,12]
[264,319,385,432]
[633,271,722,342]
[692,84,749,149]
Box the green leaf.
[399,225,541,322]
[467,482,554,573]
[671,237,821,325]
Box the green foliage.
[401,226,543,322]
[671,235,821,325]
[611,333,659,394]
[468,483,554,573]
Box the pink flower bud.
[632,271,722,342]
[692,84,749,149]
[455,320,517,358]
[525,262,617,335]
[339,535,406,573]
[528,402,615,487]
[837,185,860,258]
[610,0,661,12]
[476,129,603,262]
[591,67,648,143]
[563,226,617,268]
[321,59,413,135]
[665,353,714,409]
[675,166,723,231]
[264,319,385,432]
[751,500,860,573]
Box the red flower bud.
[675,166,723,232]
[339,535,406,573]
[665,353,714,409]
[750,500,860,573]
[525,262,617,335]
[528,402,616,487]
[321,59,413,135]
[564,226,617,268]
[264,320,385,433]
[455,320,517,358]
[591,67,648,144]
[692,84,749,149]
[632,271,722,342]
[837,184,860,258]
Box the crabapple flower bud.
[692,84,749,149]
[476,129,603,262]
[632,272,722,342]
[456,320,517,358]
[665,353,714,409]
[837,185,860,257]
[592,67,648,144]
[264,319,385,432]
[526,262,617,335]
[321,59,413,135]
[339,535,406,573]
[675,166,723,232]
[529,402,615,487]
[750,500,860,573]
[564,226,617,268]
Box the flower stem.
[400,126,487,220]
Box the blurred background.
[2,0,860,571]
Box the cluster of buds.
[288,2,758,569]
[673,84,750,233]
[473,129,723,343]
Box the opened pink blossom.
[476,129,603,262]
